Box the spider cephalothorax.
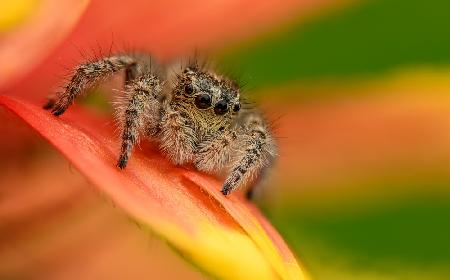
[45,53,277,198]
[172,67,241,136]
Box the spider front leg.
[46,54,139,116]
[117,74,162,168]
[221,113,277,197]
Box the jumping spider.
[44,53,277,198]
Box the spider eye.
[184,84,194,95]
[232,103,241,112]
[214,100,228,115]
[195,94,212,109]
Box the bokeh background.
[1,0,450,279]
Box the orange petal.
[0,95,307,280]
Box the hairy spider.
[44,53,277,198]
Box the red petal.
[0,96,306,279]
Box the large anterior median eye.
[195,94,212,109]
[214,100,228,115]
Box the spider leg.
[47,54,143,116]
[221,113,277,197]
[116,74,162,169]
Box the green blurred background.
[221,0,450,279]
[222,0,450,89]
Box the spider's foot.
[51,106,67,116]
[43,98,55,110]
[221,183,232,196]
[117,155,128,169]
[47,100,68,116]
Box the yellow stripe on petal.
[0,0,39,32]
[184,172,307,279]
[160,221,278,280]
